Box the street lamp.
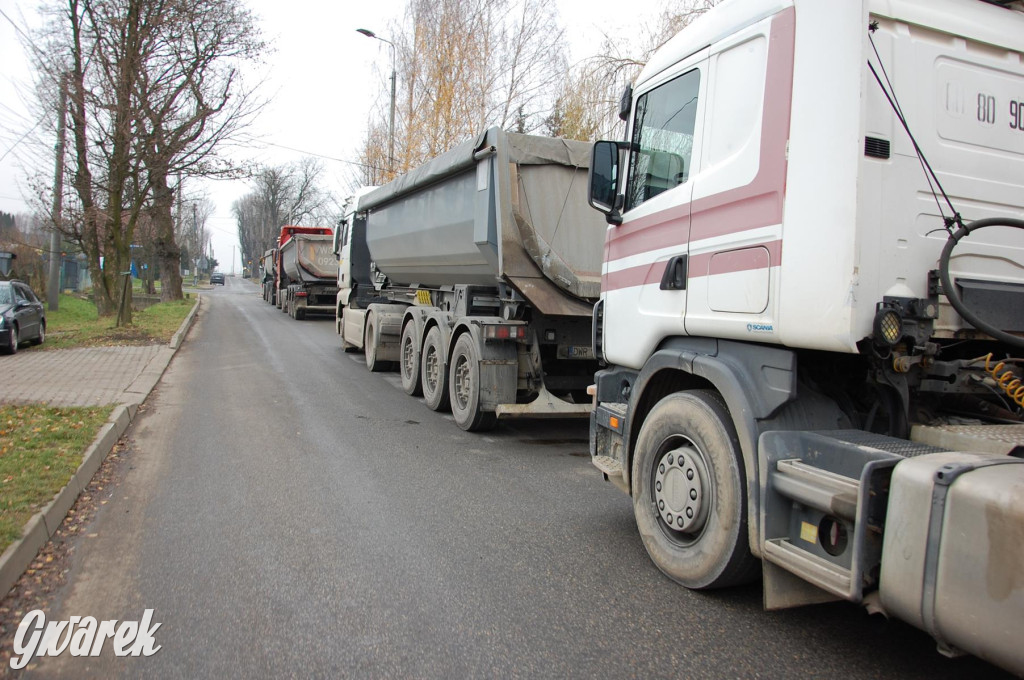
[356,28,396,177]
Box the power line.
[0,114,46,163]
[236,134,380,171]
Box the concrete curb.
[170,295,201,349]
[0,295,201,599]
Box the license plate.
[558,344,594,360]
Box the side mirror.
[588,140,627,226]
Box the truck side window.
[625,68,701,212]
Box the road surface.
[28,277,1011,678]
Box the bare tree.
[233,159,330,268]
[547,0,721,142]
[31,0,265,322]
[135,0,264,301]
[359,0,567,184]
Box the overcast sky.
[0,0,668,273]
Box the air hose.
[938,217,1024,351]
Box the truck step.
[592,455,622,477]
[763,538,852,599]
[771,459,859,521]
[759,430,909,608]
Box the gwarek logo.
[10,609,162,669]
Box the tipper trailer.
[276,225,337,320]
[586,0,1024,673]
[335,128,608,431]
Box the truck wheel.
[631,390,757,589]
[400,323,422,396]
[449,333,497,432]
[420,326,449,412]
[276,290,283,309]
[364,317,389,372]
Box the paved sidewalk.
[0,345,173,407]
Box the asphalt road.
[30,277,1011,678]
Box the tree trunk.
[150,173,183,301]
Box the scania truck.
[586,0,1024,673]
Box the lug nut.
[658,500,664,511]
[659,464,665,474]
[656,481,661,492]
[686,507,693,518]
[690,489,697,500]
[667,514,673,525]
[686,468,694,480]
[668,454,674,464]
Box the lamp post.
[356,28,396,177]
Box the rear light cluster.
[482,324,527,341]
[295,291,308,298]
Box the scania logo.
[746,323,774,333]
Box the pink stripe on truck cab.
[602,7,795,291]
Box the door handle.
[659,254,688,290]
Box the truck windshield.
[625,68,701,212]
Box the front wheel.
[631,390,757,589]
[364,316,390,372]
[33,320,45,346]
[448,333,496,432]
[5,325,18,355]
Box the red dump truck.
[274,225,337,320]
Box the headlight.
[0,316,5,329]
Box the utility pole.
[192,202,198,286]
[47,75,68,311]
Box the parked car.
[210,272,225,285]
[0,280,46,355]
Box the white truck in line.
[334,128,607,431]
[586,0,1024,673]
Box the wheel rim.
[424,344,440,394]
[402,333,416,380]
[38,324,44,343]
[12,327,18,348]
[651,436,712,544]
[453,352,472,411]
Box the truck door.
[602,53,708,369]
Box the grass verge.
[0,404,113,552]
[42,294,194,350]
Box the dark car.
[0,280,46,355]
[210,272,226,285]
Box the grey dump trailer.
[336,127,607,431]
[279,231,338,320]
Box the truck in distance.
[335,128,607,431]
[275,225,337,320]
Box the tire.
[276,290,284,309]
[7,325,18,355]
[420,326,449,412]
[295,306,305,321]
[448,333,497,432]
[400,322,422,396]
[33,320,45,346]
[364,316,389,372]
[631,389,757,589]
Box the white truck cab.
[587,0,1024,673]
